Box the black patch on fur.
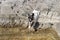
[28,13,34,22]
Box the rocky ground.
[0,26,60,40]
[0,0,60,40]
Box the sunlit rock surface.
[0,0,60,36]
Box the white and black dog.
[27,10,40,31]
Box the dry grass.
[0,26,60,40]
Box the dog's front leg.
[28,22,31,29]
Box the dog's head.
[28,13,34,22]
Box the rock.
[29,28,60,40]
[0,0,60,36]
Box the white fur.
[32,10,40,27]
[28,10,40,29]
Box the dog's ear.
[32,13,34,16]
